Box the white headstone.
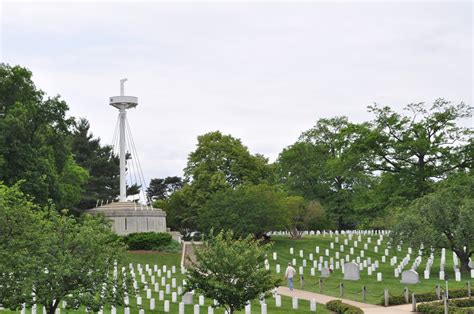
[310,299,317,312]
[292,297,298,309]
[275,294,281,307]
[245,304,251,314]
[150,299,155,310]
[343,262,360,280]
[320,267,331,278]
[194,304,200,314]
[455,271,461,281]
[400,270,419,284]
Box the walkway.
[276,286,415,313]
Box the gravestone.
[343,262,360,280]
[400,270,419,284]
[182,292,194,304]
[320,267,331,278]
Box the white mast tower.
[109,78,138,202]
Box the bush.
[326,300,364,314]
[123,232,172,250]
[381,288,470,305]
[417,298,474,313]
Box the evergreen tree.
[70,118,119,210]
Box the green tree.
[277,117,372,229]
[0,64,87,209]
[391,172,473,273]
[184,230,280,314]
[70,118,119,210]
[184,131,273,206]
[147,176,184,201]
[198,184,287,238]
[283,197,332,238]
[0,182,131,314]
[366,99,472,198]
[155,184,198,234]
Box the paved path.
[276,286,416,313]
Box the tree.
[277,117,372,229]
[184,131,273,206]
[366,99,472,198]
[198,184,287,238]
[283,197,332,238]
[70,118,119,210]
[147,176,184,201]
[162,131,274,235]
[391,172,473,273]
[184,230,280,314]
[155,184,198,234]
[0,182,132,313]
[0,64,88,209]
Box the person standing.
[284,262,297,291]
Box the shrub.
[123,232,172,250]
[326,300,364,314]
[417,303,444,314]
[451,299,474,307]
[417,298,474,313]
[381,288,470,305]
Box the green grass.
[3,233,469,313]
[267,234,472,304]
[1,249,329,313]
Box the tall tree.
[70,118,120,209]
[277,117,372,229]
[366,99,472,198]
[147,176,184,201]
[184,131,273,205]
[0,64,88,209]
[391,172,473,273]
[198,184,287,239]
[185,230,280,314]
[0,182,132,314]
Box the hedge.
[123,232,172,250]
[417,299,474,314]
[380,288,470,306]
[326,300,364,314]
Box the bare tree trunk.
[458,252,471,273]
[47,299,60,314]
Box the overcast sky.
[1,1,472,184]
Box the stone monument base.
[87,201,167,235]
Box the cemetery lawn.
[268,235,470,305]
[0,250,330,313]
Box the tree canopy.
[0,64,88,209]
[70,118,120,210]
[198,184,287,238]
[391,172,473,273]
[0,182,131,314]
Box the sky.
[1,1,472,185]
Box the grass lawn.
[1,249,330,313]
[2,233,470,313]
[268,234,471,304]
